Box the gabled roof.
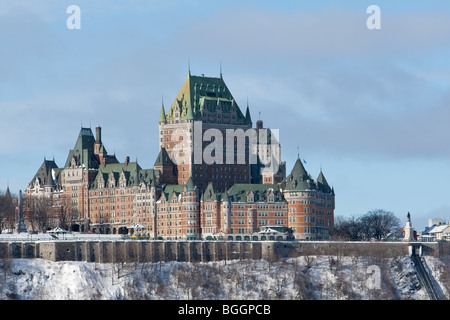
[159,184,185,203]
[428,224,450,234]
[202,182,220,201]
[157,178,197,203]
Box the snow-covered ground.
[1,254,447,300]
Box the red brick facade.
[25,72,334,240]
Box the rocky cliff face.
[1,255,448,300]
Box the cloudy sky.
[1,0,449,230]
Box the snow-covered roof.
[47,227,68,233]
[258,228,281,234]
[428,224,450,234]
[128,224,145,230]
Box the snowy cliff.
[0,255,448,300]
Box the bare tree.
[360,209,400,241]
[0,193,15,233]
[333,210,400,241]
[57,196,79,231]
[23,196,53,232]
[332,215,364,241]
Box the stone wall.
[0,240,449,263]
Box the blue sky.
[1,1,450,230]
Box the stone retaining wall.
[0,240,448,263]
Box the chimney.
[125,156,130,166]
[95,126,102,143]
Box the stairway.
[411,255,445,300]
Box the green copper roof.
[166,73,246,123]
[221,190,230,202]
[160,184,185,203]
[284,157,315,191]
[92,162,142,188]
[159,102,167,123]
[185,176,196,191]
[290,157,308,180]
[226,183,284,203]
[138,168,159,186]
[202,182,220,201]
[64,127,96,168]
[283,158,334,194]
[317,170,328,186]
[185,101,194,120]
[317,170,332,194]
[64,127,117,169]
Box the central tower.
[158,72,253,191]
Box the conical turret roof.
[317,170,332,194]
[245,104,252,125]
[159,102,167,123]
[154,147,174,167]
[284,157,314,191]
[290,157,309,180]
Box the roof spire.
[245,99,252,125]
[5,183,11,199]
[188,58,191,76]
[159,98,167,123]
[220,60,222,78]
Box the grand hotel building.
[25,72,335,240]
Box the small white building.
[421,224,450,241]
